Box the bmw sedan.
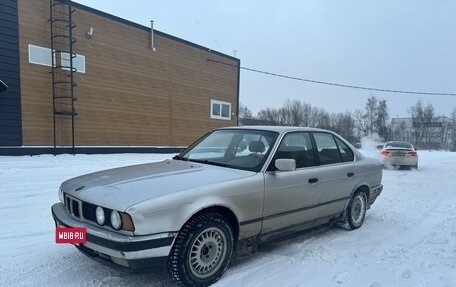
[379,141,418,169]
[51,126,383,286]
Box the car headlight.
[58,187,64,203]
[110,210,122,230]
[95,206,105,225]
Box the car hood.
[61,159,255,211]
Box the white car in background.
[379,141,418,169]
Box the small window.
[335,137,354,162]
[61,52,86,73]
[212,103,221,116]
[28,44,54,67]
[313,132,342,165]
[210,100,231,120]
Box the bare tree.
[354,109,368,137]
[377,99,389,140]
[238,103,257,125]
[257,107,281,125]
[365,96,378,135]
[330,111,356,143]
[301,102,312,127]
[409,100,435,148]
[239,103,253,119]
[282,99,303,126]
[354,96,389,140]
[311,107,330,130]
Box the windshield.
[178,129,279,172]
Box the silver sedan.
[51,126,383,286]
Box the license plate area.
[55,227,87,244]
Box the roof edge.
[71,1,239,63]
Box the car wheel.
[167,212,234,287]
[413,164,418,169]
[340,191,367,230]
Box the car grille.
[63,193,112,224]
[63,193,81,218]
[82,201,97,222]
[63,193,98,222]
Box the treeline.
[239,97,456,150]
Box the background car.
[52,126,383,286]
[379,141,418,169]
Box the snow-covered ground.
[1,151,455,286]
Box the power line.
[207,58,456,97]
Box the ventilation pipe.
[150,20,156,52]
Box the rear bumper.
[51,203,175,272]
[368,184,383,207]
[381,157,418,167]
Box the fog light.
[110,210,122,230]
[96,206,105,225]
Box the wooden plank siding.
[0,0,22,146]
[17,0,239,147]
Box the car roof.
[217,125,331,134]
[386,141,413,145]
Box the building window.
[28,44,54,67]
[28,44,85,73]
[61,52,86,73]
[211,100,231,120]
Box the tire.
[340,191,367,230]
[167,213,234,287]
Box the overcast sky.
[74,0,456,118]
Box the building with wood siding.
[0,0,240,155]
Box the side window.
[272,132,314,169]
[313,133,342,165]
[335,137,354,162]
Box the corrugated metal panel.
[0,0,21,146]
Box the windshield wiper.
[172,155,189,161]
[190,159,235,169]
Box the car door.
[262,132,321,237]
[311,132,357,219]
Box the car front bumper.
[51,203,176,273]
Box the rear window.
[385,142,413,149]
[335,137,354,162]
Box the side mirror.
[376,144,383,150]
[275,159,296,171]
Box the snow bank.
[0,151,455,286]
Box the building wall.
[17,0,239,147]
[0,0,22,146]
[391,117,455,150]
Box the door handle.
[308,178,319,184]
[347,172,355,177]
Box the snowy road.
[1,151,455,286]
